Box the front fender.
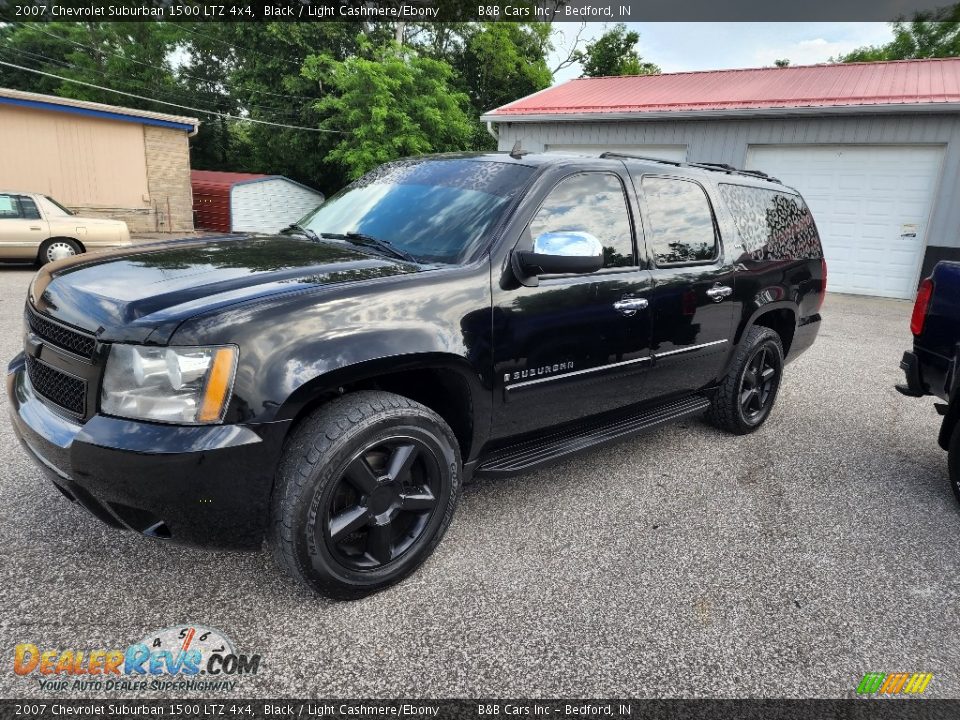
[168,264,494,432]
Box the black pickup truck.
[7,152,825,598]
[898,260,960,503]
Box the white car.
[0,191,132,264]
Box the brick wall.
[143,125,195,233]
[63,206,157,233]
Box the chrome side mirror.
[516,230,604,276]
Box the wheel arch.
[275,353,489,461]
[37,236,85,262]
[734,302,798,357]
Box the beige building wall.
[0,103,194,233]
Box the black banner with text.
[0,0,953,23]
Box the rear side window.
[529,172,635,268]
[19,196,41,220]
[718,184,822,260]
[641,177,717,266]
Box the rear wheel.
[709,326,784,435]
[38,238,81,265]
[270,391,461,599]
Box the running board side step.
[475,395,710,477]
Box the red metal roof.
[487,59,960,118]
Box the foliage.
[306,39,473,179]
[839,6,960,61]
[452,23,552,147]
[574,23,660,77]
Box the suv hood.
[30,235,422,342]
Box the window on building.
[529,173,635,268]
[641,178,718,266]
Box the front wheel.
[270,391,461,599]
[708,326,784,435]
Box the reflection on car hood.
[30,234,422,340]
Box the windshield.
[296,158,534,263]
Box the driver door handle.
[706,284,733,302]
[613,297,649,316]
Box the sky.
[550,22,897,83]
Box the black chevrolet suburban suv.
[7,152,825,598]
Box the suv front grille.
[25,307,97,359]
[25,355,86,415]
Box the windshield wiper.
[281,223,321,243]
[319,231,416,263]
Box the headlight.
[101,345,238,425]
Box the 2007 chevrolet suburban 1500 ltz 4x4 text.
[7,152,826,598]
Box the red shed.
[191,170,324,234]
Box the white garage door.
[746,145,944,299]
[545,144,687,162]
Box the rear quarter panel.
[915,261,960,400]
[708,179,825,363]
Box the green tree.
[839,6,960,61]
[0,22,180,111]
[574,23,660,77]
[209,23,361,194]
[452,23,552,148]
[306,39,473,179]
[774,58,791,67]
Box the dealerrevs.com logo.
[13,625,262,693]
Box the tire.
[270,390,461,599]
[946,421,960,505]
[38,238,82,265]
[708,326,784,435]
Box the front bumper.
[7,353,290,549]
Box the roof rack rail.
[687,161,783,184]
[598,152,683,166]
[600,151,784,184]
[690,162,737,172]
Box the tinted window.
[718,184,822,260]
[19,196,41,220]
[0,195,21,219]
[642,178,717,266]
[529,173,634,268]
[299,159,534,264]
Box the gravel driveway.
[0,264,956,699]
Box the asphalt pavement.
[0,263,957,699]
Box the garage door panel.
[746,144,944,299]
[834,199,860,215]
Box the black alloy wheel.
[325,438,442,571]
[271,390,461,599]
[740,344,778,424]
[708,325,784,435]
